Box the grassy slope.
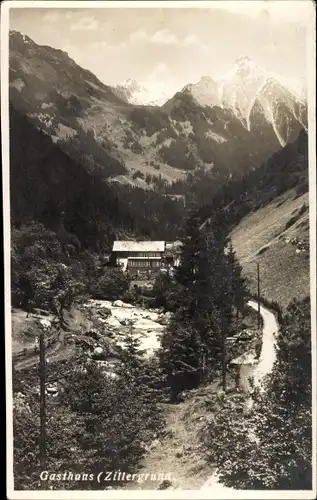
[231,188,310,310]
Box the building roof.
[112,241,165,252]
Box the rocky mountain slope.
[9,30,295,189]
[184,56,307,147]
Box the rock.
[39,318,51,329]
[106,317,122,328]
[102,371,119,379]
[149,438,160,450]
[112,300,133,308]
[183,445,192,455]
[161,429,174,439]
[157,312,172,325]
[158,480,173,490]
[33,308,50,317]
[177,391,187,402]
[92,346,104,358]
[99,308,112,317]
[113,300,124,307]
[119,318,134,326]
[175,451,183,458]
[99,301,113,309]
[85,330,100,341]
[46,386,58,395]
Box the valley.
[7,17,313,496]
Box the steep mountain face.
[182,76,220,107]
[9,30,296,191]
[186,56,307,147]
[114,78,169,106]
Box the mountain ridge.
[9,29,306,192]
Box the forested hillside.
[10,105,185,247]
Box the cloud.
[150,29,179,45]
[208,0,313,26]
[71,15,99,31]
[42,11,62,24]
[128,28,206,50]
[89,40,127,52]
[147,62,169,81]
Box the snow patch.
[204,130,227,144]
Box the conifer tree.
[119,321,164,409]
[160,319,204,401]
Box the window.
[128,259,151,268]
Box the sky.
[9,1,313,97]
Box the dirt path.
[247,300,278,389]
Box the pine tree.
[224,241,248,323]
[118,320,145,382]
[119,321,164,409]
[160,319,203,401]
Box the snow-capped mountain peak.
[182,76,220,106]
[181,56,307,146]
[115,78,169,106]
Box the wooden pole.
[39,332,46,488]
[221,308,227,392]
[257,263,261,330]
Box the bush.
[11,222,85,314]
[90,267,130,300]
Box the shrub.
[90,268,130,300]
